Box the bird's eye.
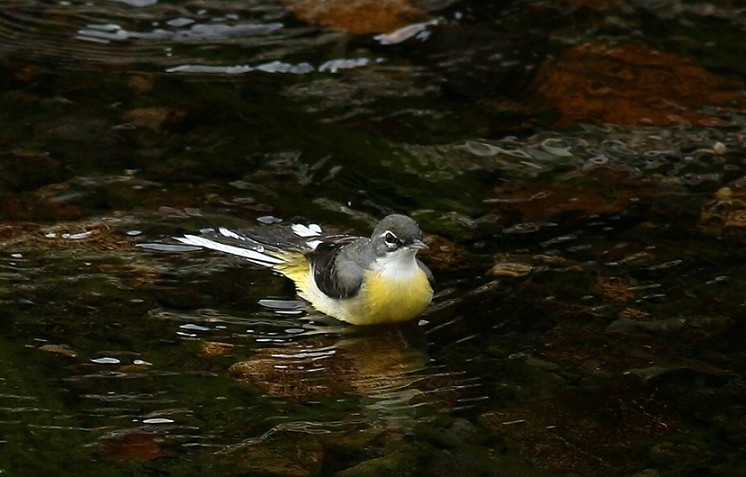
[384,232,398,245]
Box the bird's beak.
[407,239,429,250]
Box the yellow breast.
[359,267,433,325]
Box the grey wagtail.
[176,214,433,325]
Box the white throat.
[372,248,421,281]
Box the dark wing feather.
[417,258,434,283]
[309,237,365,299]
[192,227,311,254]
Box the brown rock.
[98,431,165,462]
[531,43,746,128]
[122,106,188,133]
[490,166,652,221]
[0,221,136,253]
[284,0,423,34]
[479,385,675,475]
[700,175,746,242]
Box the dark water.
[1,1,746,476]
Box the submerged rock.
[228,334,429,400]
[335,443,420,477]
[700,175,746,242]
[97,431,167,462]
[490,166,654,222]
[283,0,424,34]
[479,383,676,476]
[488,253,581,278]
[532,43,746,128]
[219,431,324,477]
[0,221,137,253]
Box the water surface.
[1,1,745,476]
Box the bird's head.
[371,214,428,258]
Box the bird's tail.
[175,224,322,270]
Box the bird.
[175,214,434,326]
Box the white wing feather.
[291,223,322,237]
[177,221,323,265]
[175,235,284,266]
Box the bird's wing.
[309,237,367,299]
[417,258,434,283]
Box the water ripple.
[0,1,323,71]
[77,21,283,43]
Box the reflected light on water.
[76,21,283,44]
[1,0,745,474]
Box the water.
[2,1,746,476]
